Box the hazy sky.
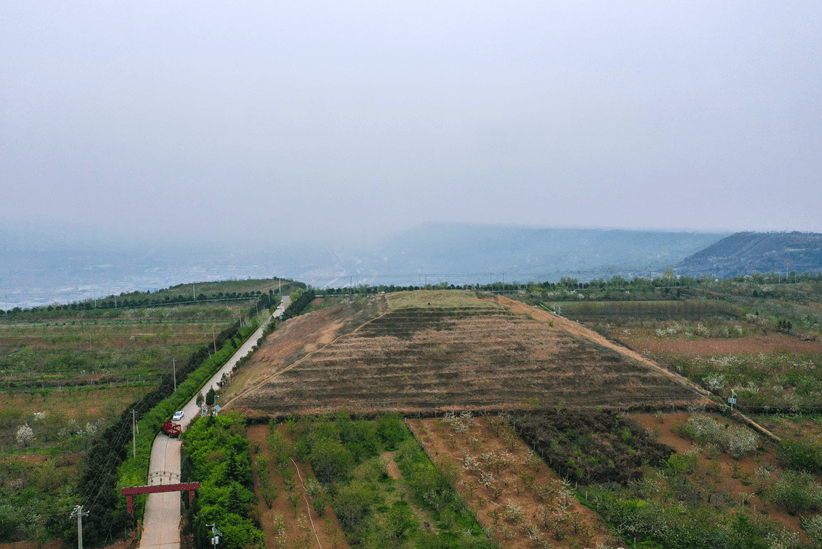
[2,1,821,247]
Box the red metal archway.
[121,482,200,514]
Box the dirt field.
[620,331,822,356]
[227,291,704,417]
[408,417,619,549]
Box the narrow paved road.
[139,435,182,549]
[139,297,289,549]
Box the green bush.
[777,439,822,474]
[310,438,354,484]
[182,412,263,549]
[681,414,759,459]
[801,514,822,547]
[292,413,488,548]
[662,451,698,475]
[332,479,376,530]
[589,485,797,549]
[771,470,822,516]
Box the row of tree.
[71,292,276,546]
[182,413,262,549]
[279,289,316,321]
[1,277,305,317]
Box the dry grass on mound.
[228,292,704,417]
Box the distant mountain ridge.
[7,225,819,309]
[676,231,822,278]
[298,224,727,287]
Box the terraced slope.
[228,291,704,416]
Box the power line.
[70,505,89,549]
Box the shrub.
[682,414,759,459]
[183,413,263,549]
[771,470,822,516]
[777,439,822,474]
[663,451,698,475]
[332,479,375,529]
[802,514,822,546]
[516,410,674,485]
[310,439,354,484]
[588,485,787,549]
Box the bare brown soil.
[229,292,704,417]
[380,451,402,480]
[490,295,713,399]
[248,424,350,549]
[0,541,69,549]
[408,417,619,549]
[621,332,822,356]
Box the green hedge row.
[279,289,315,321]
[115,321,260,520]
[182,412,262,549]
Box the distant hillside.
[0,222,729,308]
[676,232,822,278]
[299,224,726,287]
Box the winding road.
[138,297,289,549]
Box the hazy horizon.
[1,223,732,309]
[3,1,821,250]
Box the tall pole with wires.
[71,505,89,549]
[132,409,137,458]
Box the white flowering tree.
[16,424,35,447]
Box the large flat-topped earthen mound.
[226,290,705,416]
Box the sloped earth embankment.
[231,294,704,416]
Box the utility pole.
[212,326,217,354]
[173,358,176,392]
[132,409,137,458]
[71,505,89,549]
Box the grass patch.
[388,290,500,311]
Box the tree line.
[71,292,277,546]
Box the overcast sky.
[2,1,821,248]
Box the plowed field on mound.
[228,291,705,416]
